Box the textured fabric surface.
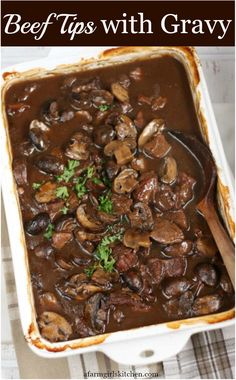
[1,243,235,380]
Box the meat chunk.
[38,312,72,342]
[175,172,196,207]
[52,232,73,249]
[192,294,223,316]
[65,132,92,160]
[164,291,194,318]
[109,290,150,311]
[148,257,187,284]
[113,244,138,272]
[144,134,171,159]
[150,216,184,244]
[163,210,188,230]
[111,194,133,215]
[163,240,193,257]
[133,171,158,204]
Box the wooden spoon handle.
[200,203,235,289]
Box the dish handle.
[100,330,191,366]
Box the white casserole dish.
[1,46,235,365]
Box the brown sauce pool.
[4,55,234,342]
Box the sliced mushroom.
[113,169,138,194]
[115,115,137,140]
[94,125,115,147]
[91,89,114,108]
[163,240,193,257]
[150,216,184,244]
[195,263,219,287]
[57,273,106,301]
[35,181,57,204]
[111,82,129,103]
[162,277,191,299]
[13,158,28,186]
[76,204,103,231]
[38,311,72,342]
[97,211,119,224]
[75,229,104,243]
[55,216,77,233]
[55,258,74,271]
[196,236,217,257]
[35,155,64,175]
[52,232,73,249]
[25,213,50,235]
[138,119,165,147]
[65,132,92,160]
[104,140,134,165]
[123,270,143,292]
[123,228,151,249]
[29,119,50,151]
[84,293,108,333]
[160,157,177,184]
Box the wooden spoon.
[168,130,235,288]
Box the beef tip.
[111,194,133,215]
[175,172,196,207]
[105,160,119,180]
[133,171,158,204]
[163,210,188,230]
[34,155,64,175]
[162,277,191,299]
[150,216,184,244]
[144,134,171,159]
[13,158,27,185]
[75,317,95,337]
[164,291,194,319]
[151,96,167,111]
[44,199,65,221]
[113,309,125,323]
[148,257,187,284]
[163,240,193,258]
[66,191,80,213]
[25,213,50,235]
[195,263,219,287]
[51,232,73,249]
[84,293,108,333]
[122,270,143,292]
[94,125,115,147]
[34,181,58,204]
[131,155,149,173]
[134,111,145,130]
[164,257,187,277]
[220,272,233,294]
[192,294,223,316]
[109,290,150,312]
[65,132,92,160]
[34,242,54,259]
[38,312,72,342]
[128,202,154,231]
[155,184,177,211]
[113,244,138,272]
[196,236,217,257]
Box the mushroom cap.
[123,228,151,249]
[138,119,165,147]
[76,204,103,231]
[113,169,138,194]
[160,156,178,184]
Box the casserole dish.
[1,46,235,365]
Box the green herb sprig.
[56,160,79,183]
[44,223,55,240]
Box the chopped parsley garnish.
[74,177,87,198]
[94,231,124,272]
[98,192,113,214]
[44,223,55,240]
[74,166,94,199]
[32,182,42,190]
[98,104,111,112]
[56,160,79,183]
[84,264,97,278]
[60,206,69,215]
[92,177,103,185]
[55,186,69,200]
